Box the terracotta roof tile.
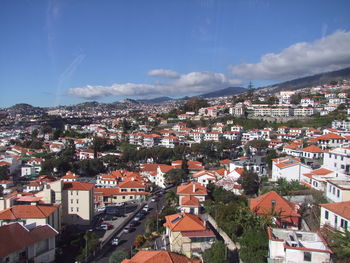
[320,201,350,220]
[121,250,200,263]
[63,181,94,191]
[177,182,207,196]
[164,213,206,232]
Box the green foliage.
[238,169,260,196]
[165,169,188,185]
[144,215,158,234]
[239,226,268,263]
[266,149,279,170]
[109,249,128,263]
[246,139,269,150]
[92,137,116,155]
[75,231,99,262]
[73,159,106,177]
[165,190,178,206]
[267,178,307,196]
[133,235,146,248]
[202,240,229,263]
[181,98,209,113]
[0,166,10,180]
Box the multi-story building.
[62,181,94,225]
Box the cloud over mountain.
[147,69,180,78]
[68,71,242,99]
[230,30,350,81]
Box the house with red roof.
[192,170,218,187]
[164,213,215,257]
[320,201,350,232]
[314,133,347,149]
[177,182,208,208]
[61,171,80,182]
[250,191,301,229]
[0,222,58,263]
[121,250,201,263]
[301,168,338,191]
[161,135,179,148]
[300,145,326,159]
[62,181,94,225]
[94,186,149,208]
[0,204,61,231]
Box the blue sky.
[1,0,350,107]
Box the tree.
[75,231,99,262]
[133,235,146,248]
[0,166,10,180]
[165,190,178,206]
[202,240,229,263]
[109,249,128,263]
[239,226,268,263]
[238,169,260,196]
[165,169,188,185]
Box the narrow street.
[95,192,166,263]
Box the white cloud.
[147,69,180,78]
[230,30,350,81]
[68,71,242,99]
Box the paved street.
[95,193,166,263]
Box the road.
[95,193,166,263]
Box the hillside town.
[1,80,350,263]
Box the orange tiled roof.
[119,180,145,188]
[121,250,200,263]
[0,223,58,258]
[316,133,346,141]
[164,213,206,232]
[320,201,350,220]
[302,145,325,153]
[177,182,207,196]
[181,196,200,207]
[0,205,59,220]
[219,159,231,165]
[311,168,333,176]
[250,191,300,220]
[63,181,94,191]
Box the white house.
[272,157,312,182]
[323,147,350,174]
[320,201,350,232]
[326,179,350,202]
[268,227,332,263]
[192,170,218,187]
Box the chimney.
[192,183,196,193]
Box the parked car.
[143,204,149,211]
[151,197,157,202]
[111,238,119,246]
[129,221,139,227]
[97,206,106,212]
[123,226,134,233]
[100,222,113,230]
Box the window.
[71,207,73,212]
[325,210,329,219]
[329,185,332,192]
[334,163,337,167]
[333,187,335,195]
[76,199,79,204]
[337,189,340,198]
[341,219,348,230]
[76,207,79,212]
[122,196,125,199]
[71,191,73,195]
[71,199,73,204]
[335,215,338,226]
[304,252,311,262]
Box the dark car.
[129,221,139,227]
[123,226,134,233]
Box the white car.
[143,205,149,211]
[97,206,105,212]
[111,238,119,246]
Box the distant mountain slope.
[199,87,246,98]
[137,97,173,103]
[260,67,350,94]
